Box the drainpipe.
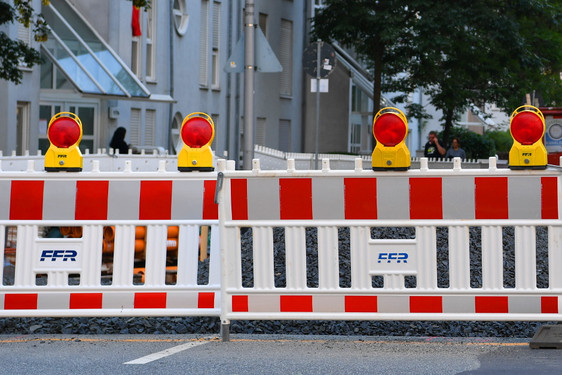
[242,0,255,169]
[167,0,175,153]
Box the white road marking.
[124,339,210,365]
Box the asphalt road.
[0,334,560,374]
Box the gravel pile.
[0,226,555,337]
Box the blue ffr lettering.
[64,250,77,261]
[40,250,53,262]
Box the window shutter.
[256,117,266,146]
[199,0,209,86]
[144,109,155,146]
[279,19,293,96]
[130,108,141,146]
[279,119,291,151]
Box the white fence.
[216,158,562,338]
[0,167,220,317]
[254,145,501,170]
[1,155,561,342]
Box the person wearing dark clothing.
[424,131,446,158]
[110,127,130,155]
[445,137,466,160]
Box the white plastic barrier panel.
[0,161,220,317]
[217,158,562,332]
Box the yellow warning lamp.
[371,107,411,171]
[177,112,215,172]
[509,105,547,169]
[44,112,83,172]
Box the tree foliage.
[312,0,419,115]
[313,0,562,144]
[0,0,49,84]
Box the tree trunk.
[372,40,383,117]
[443,107,454,146]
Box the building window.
[16,102,30,155]
[145,3,156,81]
[279,119,291,152]
[199,0,209,87]
[130,108,142,146]
[259,13,268,37]
[171,112,184,153]
[17,22,32,69]
[132,37,142,77]
[144,109,155,146]
[279,19,293,97]
[40,50,72,90]
[173,0,189,36]
[129,108,155,148]
[211,1,221,88]
[39,103,97,154]
[256,117,266,146]
[349,121,361,154]
[211,113,219,149]
[351,86,369,112]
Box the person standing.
[109,127,130,155]
[424,131,446,158]
[445,137,466,160]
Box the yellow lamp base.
[44,146,83,172]
[371,143,411,171]
[508,142,547,170]
[178,145,214,172]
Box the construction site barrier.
[2,155,562,341]
[0,163,220,317]
[216,157,562,339]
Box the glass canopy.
[41,0,151,98]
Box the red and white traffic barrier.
[0,168,220,317]
[217,157,562,337]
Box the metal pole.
[242,0,255,170]
[314,40,322,170]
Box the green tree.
[402,0,562,144]
[0,0,49,84]
[439,127,496,160]
[312,0,419,115]
[313,0,562,144]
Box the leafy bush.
[486,130,513,153]
[437,127,498,160]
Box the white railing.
[0,167,220,317]
[1,154,561,342]
[216,157,562,339]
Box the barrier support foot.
[221,322,230,342]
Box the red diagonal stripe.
[75,181,108,220]
[10,181,44,220]
[280,179,313,220]
[345,296,377,312]
[541,296,558,314]
[203,180,218,220]
[475,296,508,313]
[139,180,173,220]
[541,177,558,219]
[410,296,443,313]
[344,178,377,219]
[232,295,249,312]
[231,179,248,220]
[410,178,443,219]
[4,294,38,310]
[280,295,313,312]
[70,293,103,309]
[134,292,167,308]
[475,177,508,219]
[198,292,215,308]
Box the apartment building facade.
[0,0,311,163]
